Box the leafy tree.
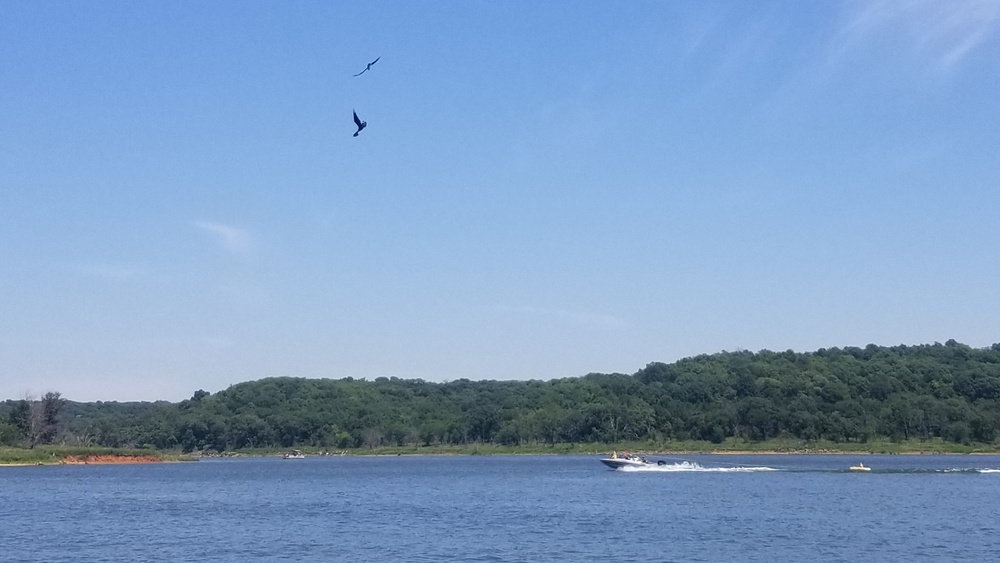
[40,392,64,444]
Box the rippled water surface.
[2,454,999,562]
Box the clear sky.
[2,1,999,402]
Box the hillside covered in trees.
[3,341,1000,451]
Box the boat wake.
[611,462,1000,474]
[883,468,1000,474]
[949,468,1000,474]
[618,461,779,473]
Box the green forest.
[3,341,1000,453]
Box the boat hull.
[600,458,649,469]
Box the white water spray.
[618,461,779,473]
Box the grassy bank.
[0,446,193,465]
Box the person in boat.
[611,451,618,459]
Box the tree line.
[0,392,65,448]
[3,340,1000,451]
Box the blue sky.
[2,1,999,402]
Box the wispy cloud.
[841,0,1000,70]
[76,263,142,282]
[497,305,628,331]
[193,221,253,254]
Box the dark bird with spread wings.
[354,56,380,76]
[353,110,367,137]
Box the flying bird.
[354,56,381,76]
[353,110,367,137]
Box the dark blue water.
[2,455,999,562]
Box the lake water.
[2,454,999,562]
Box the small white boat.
[283,450,306,460]
[849,462,870,472]
[600,452,660,469]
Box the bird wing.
[353,69,365,76]
[353,111,362,128]
[370,56,380,66]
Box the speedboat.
[600,453,659,469]
[283,450,306,460]
[849,462,870,472]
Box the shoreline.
[0,451,186,467]
[0,456,165,466]
[4,442,999,466]
[61,454,163,465]
[4,450,999,466]
[205,448,1000,458]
